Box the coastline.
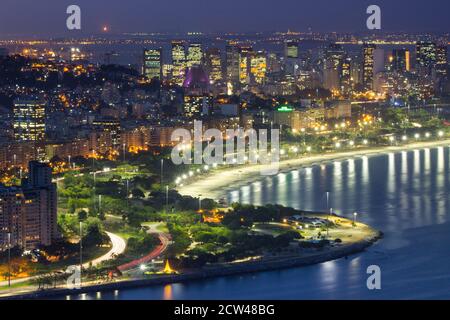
[3,139,449,300]
[1,221,381,300]
[177,139,450,200]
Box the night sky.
[1,0,450,35]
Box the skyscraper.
[285,40,299,59]
[323,44,345,92]
[225,43,241,91]
[172,41,186,85]
[391,49,410,73]
[340,56,352,96]
[239,45,253,86]
[0,162,58,251]
[22,161,58,248]
[205,48,222,84]
[186,43,203,68]
[436,45,448,77]
[362,43,376,91]
[0,186,25,251]
[13,96,45,142]
[250,51,267,85]
[143,48,162,80]
[416,41,436,75]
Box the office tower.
[239,45,253,86]
[284,40,299,76]
[362,43,376,90]
[13,96,46,161]
[183,66,211,118]
[267,53,282,77]
[13,96,46,142]
[186,43,203,68]
[373,48,385,75]
[172,40,186,85]
[436,45,448,77]
[205,48,222,84]
[323,44,345,92]
[416,41,436,75]
[22,161,58,249]
[285,40,299,59]
[250,51,267,84]
[340,56,352,96]
[392,49,410,73]
[0,186,25,251]
[225,43,241,91]
[143,48,162,80]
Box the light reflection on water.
[65,147,450,300]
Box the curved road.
[83,232,126,268]
[0,231,125,288]
[118,223,170,272]
[117,233,170,272]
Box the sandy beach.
[178,139,450,200]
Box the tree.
[131,188,145,199]
[78,210,88,221]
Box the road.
[83,232,126,268]
[0,231,125,288]
[117,223,170,272]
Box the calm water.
[67,146,450,300]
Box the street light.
[353,212,358,225]
[79,222,83,287]
[160,159,164,186]
[7,232,11,287]
[438,131,444,137]
[165,185,169,213]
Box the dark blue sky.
[1,0,450,35]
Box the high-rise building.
[143,48,162,80]
[205,48,222,84]
[205,48,222,83]
[362,43,376,90]
[93,118,121,150]
[0,186,25,251]
[22,161,58,249]
[183,66,211,118]
[391,49,410,73]
[225,43,241,92]
[186,43,203,68]
[416,41,437,75]
[285,40,299,59]
[323,44,345,92]
[436,45,448,77]
[171,41,186,85]
[13,96,46,142]
[340,56,352,96]
[0,162,58,251]
[239,45,253,86]
[250,51,267,84]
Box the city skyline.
[1,0,450,36]
[0,2,450,303]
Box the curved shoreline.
[2,226,381,300]
[4,139,448,300]
[178,139,450,200]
